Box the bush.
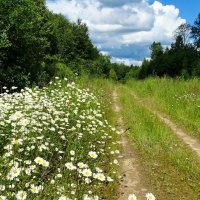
[192,59,200,77]
[109,68,118,81]
[55,63,75,81]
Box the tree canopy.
[139,14,200,79]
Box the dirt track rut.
[112,91,148,200]
[131,91,200,158]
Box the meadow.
[0,78,120,200]
[117,84,200,199]
[127,78,200,141]
[87,78,200,199]
[1,76,200,200]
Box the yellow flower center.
[13,169,17,174]
[19,193,24,198]
[13,140,19,145]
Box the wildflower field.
[2,76,199,200]
[0,78,119,200]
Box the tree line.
[138,14,200,79]
[0,0,135,89]
[1,1,200,89]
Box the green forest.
[1,0,200,89]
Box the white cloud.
[47,0,186,63]
[111,57,142,66]
[100,51,110,56]
[47,0,154,33]
[122,1,186,44]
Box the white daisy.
[34,157,44,165]
[88,151,98,159]
[65,162,76,170]
[30,185,40,194]
[82,169,92,177]
[16,191,27,200]
[128,194,137,200]
[42,160,49,167]
[146,193,156,200]
[96,173,106,181]
[10,166,21,178]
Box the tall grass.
[117,85,200,200]
[127,77,200,140]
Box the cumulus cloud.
[47,0,185,65]
[122,1,185,44]
[47,0,154,33]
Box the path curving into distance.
[131,91,200,158]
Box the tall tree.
[0,0,50,87]
[170,35,185,51]
[174,23,191,45]
[150,42,163,60]
[191,13,200,49]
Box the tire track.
[131,90,200,158]
[112,90,148,200]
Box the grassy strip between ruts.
[126,77,200,142]
[117,85,200,200]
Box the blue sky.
[47,0,200,65]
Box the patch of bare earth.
[112,91,148,200]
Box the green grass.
[127,77,200,141]
[5,76,199,199]
[117,85,200,200]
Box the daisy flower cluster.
[0,78,119,199]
